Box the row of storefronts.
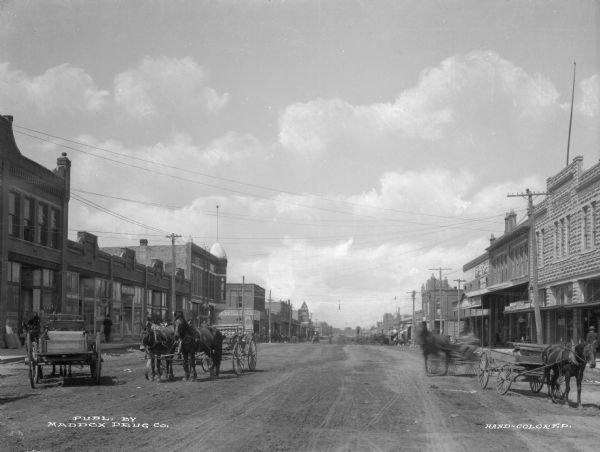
[0,115,227,347]
[460,156,600,346]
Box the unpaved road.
[1,342,599,452]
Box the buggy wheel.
[528,375,544,393]
[477,353,490,389]
[496,364,512,395]
[247,339,257,371]
[550,368,566,403]
[426,351,448,376]
[232,342,244,376]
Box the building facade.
[221,282,266,335]
[0,115,71,347]
[104,240,227,327]
[0,114,193,346]
[534,156,600,344]
[420,275,460,335]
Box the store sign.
[504,300,531,313]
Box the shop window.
[8,191,20,237]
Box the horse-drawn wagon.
[214,324,257,376]
[477,341,596,406]
[477,345,547,396]
[25,314,102,388]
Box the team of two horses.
[140,315,224,382]
[419,324,597,408]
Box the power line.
[16,124,523,224]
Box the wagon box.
[42,331,88,354]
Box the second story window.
[37,203,49,246]
[8,191,20,237]
[49,208,60,249]
[23,197,35,242]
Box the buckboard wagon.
[477,343,565,401]
[25,315,102,388]
[213,324,257,376]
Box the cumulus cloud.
[114,56,230,121]
[577,73,599,117]
[0,62,109,115]
[278,51,559,154]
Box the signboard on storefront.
[504,300,532,313]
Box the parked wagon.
[213,324,257,376]
[25,314,102,388]
[477,343,564,400]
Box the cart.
[25,314,102,388]
[213,324,257,376]
[425,335,481,376]
[477,344,564,401]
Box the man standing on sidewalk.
[586,325,597,351]
[103,315,113,343]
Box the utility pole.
[268,290,272,343]
[407,290,416,345]
[288,299,292,339]
[454,279,465,338]
[508,188,548,344]
[565,62,576,166]
[429,267,451,334]
[241,275,245,333]
[166,232,181,321]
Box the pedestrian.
[103,314,113,343]
[586,325,597,349]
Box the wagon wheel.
[550,367,566,403]
[200,353,212,373]
[496,364,513,395]
[477,352,490,389]
[528,375,544,393]
[247,338,257,371]
[90,332,102,384]
[426,351,448,376]
[232,341,245,376]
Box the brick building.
[221,282,266,335]
[534,156,600,343]
[420,275,460,335]
[462,156,600,346]
[0,115,70,347]
[0,114,191,345]
[103,240,227,327]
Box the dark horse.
[173,316,224,381]
[542,342,596,407]
[419,329,452,375]
[140,326,176,381]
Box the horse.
[418,327,452,375]
[173,316,224,381]
[140,325,176,381]
[542,342,597,407]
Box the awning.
[464,288,489,298]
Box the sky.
[1,0,599,329]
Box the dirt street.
[1,342,599,452]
